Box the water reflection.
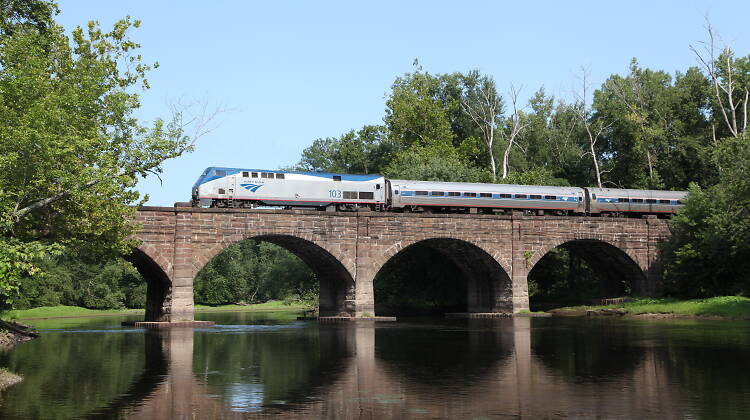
[2,315,750,419]
[120,318,692,419]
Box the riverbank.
[0,368,22,392]
[1,301,313,321]
[549,296,750,319]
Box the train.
[191,167,688,217]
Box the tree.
[574,67,610,188]
[498,86,528,179]
[0,1,202,306]
[603,59,671,187]
[385,62,456,151]
[461,72,503,180]
[664,136,750,297]
[297,125,393,174]
[691,21,750,139]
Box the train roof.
[587,187,687,197]
[194,167,383,187]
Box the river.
[1,311,749,419]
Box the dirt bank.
[0,321,37,349]
[0,321,37,392]
[548,308,746,320]
[0,369,22,392]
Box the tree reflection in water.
[3,315,748,419]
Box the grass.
[553,296,750,318]
[195,300,313,312]
[2,305,143,320]
[2,300,314,321]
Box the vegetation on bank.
[551,296,750,318]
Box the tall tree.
[461,72,503,180]
[0,1,203,305]
[498,86,528,179]
[691,22,750,139]
[297,125,393,174]
[575,68,609,188]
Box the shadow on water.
[373,318,515,387]
[529,317,647,382]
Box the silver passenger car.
[388,179,586,213]
[587,188,687,215]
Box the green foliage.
[10,253,146,310]
[374,244,467,315]
[297,125,394,174]
[194,240,318,306]
[664,136,750,297]
[0,1,195,309]
[527,248,602,310]
[382,146,490,182]
[499,167,570,187]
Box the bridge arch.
[527,237,647,300]
[195,233,356,316]
[372,238,513,314]
[127,246,172,322]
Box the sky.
[55,0,750,206]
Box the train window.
[251,172,258,178]
[216,170,226,177]
[515,194,527,199]
[359,192,374,199]
[343,191,357,199]
[578,197,583,201]
[480,193,492,198]
[218,188,226,194]
[499,193,512,198]
[376,184,381,190]
[544,195,556,200]
[530,195,542,200]
[431,191,445,196]
[631,198,644,203]
[394,190,399,195]
[261,173,272,179]
[646,199,656,204]
[659,199,671,204]
[464,192,477,197]
[677,200,685,205]
[448,192,461,196]
[242,171,249,177]
[416,191,429,196]
[618,198,628,203]
[333,175,342,181]
[276,173,285,179]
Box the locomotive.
[192,167,687,217]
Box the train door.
[226,176,236,202]
[584,188,591,214]
[390,182,402,208]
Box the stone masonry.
[131,206,671,322]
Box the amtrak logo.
[240,183,264,192]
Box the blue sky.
[56,1,750,206]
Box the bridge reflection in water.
[98,318,694,420]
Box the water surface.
[1,312,749,419]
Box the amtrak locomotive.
[192,167,687,216]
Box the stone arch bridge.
[130,206,670,322]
